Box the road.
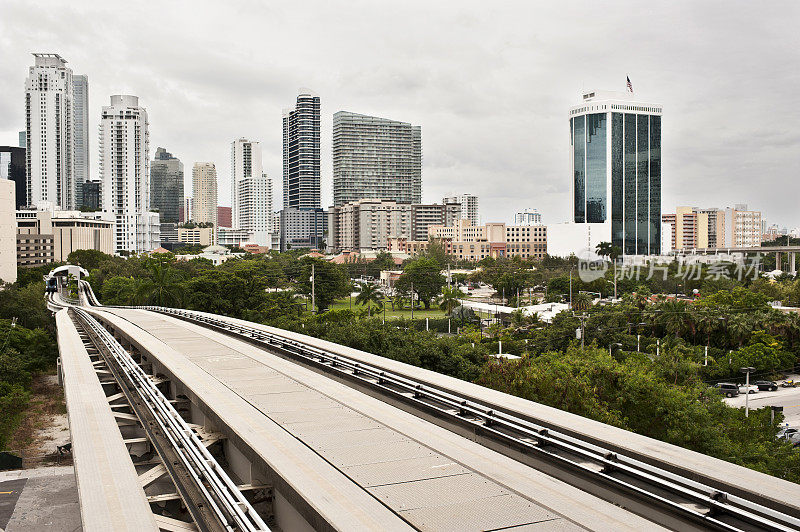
[724,381,800,427]
[0,466,80,532]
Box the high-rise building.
[192,163,218,229]
[443,194,478,226]
[150,147,184,223]
[99,95,157,253]
[283,92,321,210]
[238,173,272,244]
[231,138,262,229]
[25,53,75,209]
[514,208,543,226]
[1,146,27,209]
[72,74,90,206]
[18,132,25,148]
[569,90,662,255]
[332,111,421,207]
[280,92,323,250]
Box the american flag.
[626,76,634,93]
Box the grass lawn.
[326,297,447,319]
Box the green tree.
[67,249,114,270]
[439,286,465,316]
[296,259,349,312]
[354,282,383,316]
[395,257,445,309]
[135,259,186,307]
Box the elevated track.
[48,280,800,531]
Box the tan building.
[192,163,218,228]
[0,179,17,282]
[177,226,215,247]
[724,204,761,247]
[663,204,759,250]
[389,219,547,261]
[16,207,114,265]
[327,198,460,253]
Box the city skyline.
[1,2,798,228]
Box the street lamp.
[740,366,755,417]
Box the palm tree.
[354,282,383,317]
[657,300,695,339]
[726,314,752,348]
[438,286,465,316]
[572,292,593,311]
[135,261,185,307]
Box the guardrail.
[72,307,269,532]
[143,305,800,532]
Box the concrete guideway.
[136,305,800,531]
[52,282,800,531]
[93,306,664,531]
[163,307,800,517]
[56,308,158,531]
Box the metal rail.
[71,307,270,532]
[142,305,800,532]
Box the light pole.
[311,263,315,313]
[569,266,574,310]
[740,366,755,417]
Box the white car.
[739,384,758,394]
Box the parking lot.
[724,378,800,427]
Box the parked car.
[779,428,800,448]
[754,380,779,391]
[714,383,740,398]
[739,384,758,394]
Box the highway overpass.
[45,278,800,531]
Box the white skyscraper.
[192,162,218,227]
[230,138,262,230]
[72,74,90,203]
[443,194,479,225]
[25,53,75,209]
[514,208,542,226]
[99,95,156,253]
[237,172,272,245]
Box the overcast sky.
[1,1,798,227]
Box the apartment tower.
[99,95,157,253]
[332,111,421,207]
[25,53,75,209]
[280,92,324,250]
[72,74,90,206]
[192,162,218,227]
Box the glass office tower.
[569,90,662,255]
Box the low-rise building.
[662,204,760,250]
[0,179,17,282]
[217,227,253,247]
[16,204,114,265]
[388,219,547,261]
[327,198,460,253]
[177,226,215,247]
